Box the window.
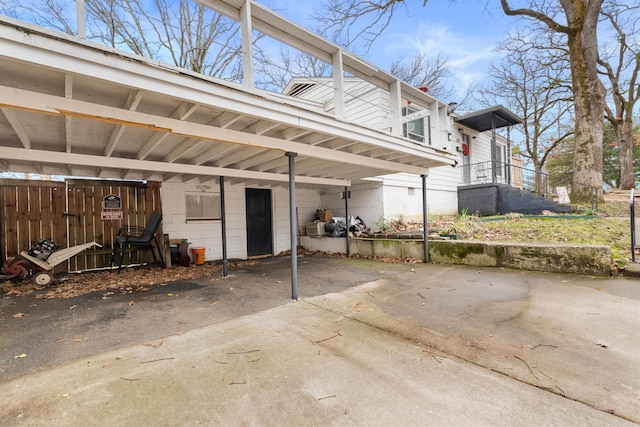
[186,193,221,220]
[402,107,426,143]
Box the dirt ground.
[0,255,411,383]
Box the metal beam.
[286,152,298,300]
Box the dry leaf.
[73,338,83,343]
[128,301,135,306]
[12,312,25,319]
[14,353,26,358]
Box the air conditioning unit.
[306,221,325,237]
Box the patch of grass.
[468,217,631,263]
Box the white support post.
[429,102,440,148]
[76,0,86,39]
[240,0,254,89]
[389,80,402,136]
[332,51,345,120]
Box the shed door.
[245,188,273,257]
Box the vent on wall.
[288,83,316,97]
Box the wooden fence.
[0,179,162,273]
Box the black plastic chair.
[110,212,164,273]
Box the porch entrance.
[245,188,273,257]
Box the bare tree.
[482,25,574,192]
[389,52,453,100]
[314,0,413,52]
[499,0,605,203]
[315,0,606,202]
[0,0,77,34]
[254,47,331,93]
[3,0,245,81]
[597,3,640,190]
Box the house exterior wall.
[287,77,513,220]
[320,182,384,230]
[161,181,321,262]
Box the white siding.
[161,180,246,261]
[271,187,321,254]
[161,181,321,261]
[320,182,384,230]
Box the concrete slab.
[1,296,636,426]
[1,258,639,425]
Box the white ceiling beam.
[1,108,31,148]
[64,73,74,152]
[163,138,201,163]
[212,110,244,128]
[0,86,440,173]
[136,102,199,160]
[255,156,286,172]
[243,120,279,135]
[194,143,238,165]
[214,147,260,168]
[104,89,144,156]
[1,146,349,186]
[232,150,281,170]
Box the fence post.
[631,189,635,263]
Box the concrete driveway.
[1,257,639,426]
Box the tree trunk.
[618,120,635,189]
[534,164,543,194]
[567,17,606,204]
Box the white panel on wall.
[320,182,384,230]
[161,181,247,262]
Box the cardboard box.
[306,221,325,236]
[318,210,332,222]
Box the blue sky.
[259,1,518,98]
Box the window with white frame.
[402,107,430,144]
[186,192,221,220]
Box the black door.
[245,188,273,257]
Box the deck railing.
[461,160,599,210]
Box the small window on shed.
[186,192,221,221]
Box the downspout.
[286,152,298,300]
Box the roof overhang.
[454,105,522,133]
[0,18,455,189]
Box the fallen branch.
[318,394,336,401]
[227,349,260,355]
[423,350,442,364]
[313,331,342,344]
[514,355,539,380]
[531,344,557,350]
[140,357,175,364]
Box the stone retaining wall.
[299,236,612,277]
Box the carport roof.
[454,105,522,133]
[0,18,455,188]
